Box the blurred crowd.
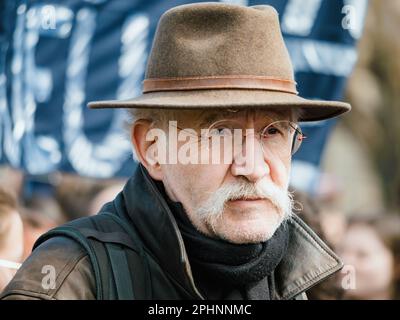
[0,164,399,299]
[294,191,400,300]
[0,166,126,292]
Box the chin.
[209,211,283,244]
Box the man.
[0,187,24,292]
[1,3,350,300]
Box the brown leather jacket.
[0,165,343,300]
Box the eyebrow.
[256,110,291,122]
[199,110,240,126]
[198,109,292,127]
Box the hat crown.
[146,3,295,81]
[89,2,350,123]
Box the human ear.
[130,120,163,181]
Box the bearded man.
[1,3,350,300]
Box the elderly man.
[1,3,350,300]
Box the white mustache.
[196,177,293,221]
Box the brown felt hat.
[89,2,351,121]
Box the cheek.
[190,164,230,195]
[162,164,229,203]
[264,148,291,188]
[365,250,394,282]
[162,165,192,201]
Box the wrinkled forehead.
[177,108,294,127]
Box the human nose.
[230,133,269,182]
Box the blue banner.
[0,0,367,192]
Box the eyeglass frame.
[170,118,307,157]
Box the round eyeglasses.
[204,119,306,158]
[175,119,306,159]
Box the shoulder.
[0,236,95,300]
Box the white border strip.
[0,259,22,270]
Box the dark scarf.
[165,195,289,300]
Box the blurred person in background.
[339,214,400,300]
[55,174,126,220]
[20,173,124,259]
[0,167,24,198]
[319,208,347,250]
[0,187,24,292]
[16,174,66,259]
[8,172,124,261]
[294,190,346,300]
[88,181,126,215]
[19,207,61,261]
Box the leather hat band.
[142,75,298,95]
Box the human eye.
[265,126,281,135]
[262,121,294,141]
[262,123,284,137]
[214,127,232,136]
[208,121,238,137]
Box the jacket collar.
[273,214,343,299]
[116,164,343,299]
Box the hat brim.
[88,89,351,122]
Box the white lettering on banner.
[1,4,149,177]
[117,14,149,100]
[22,5,73,174]
[63,9,148,177]
[283,0,368,40]
[2,4,27,167]
[0,71,17,165]
[286,38,358,77]
[282,0,322,36]
[1,4,73,172]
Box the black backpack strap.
[90,215,135,300]
[88,236,116,299]
[101,212,152,299]
[105,243,135,299]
